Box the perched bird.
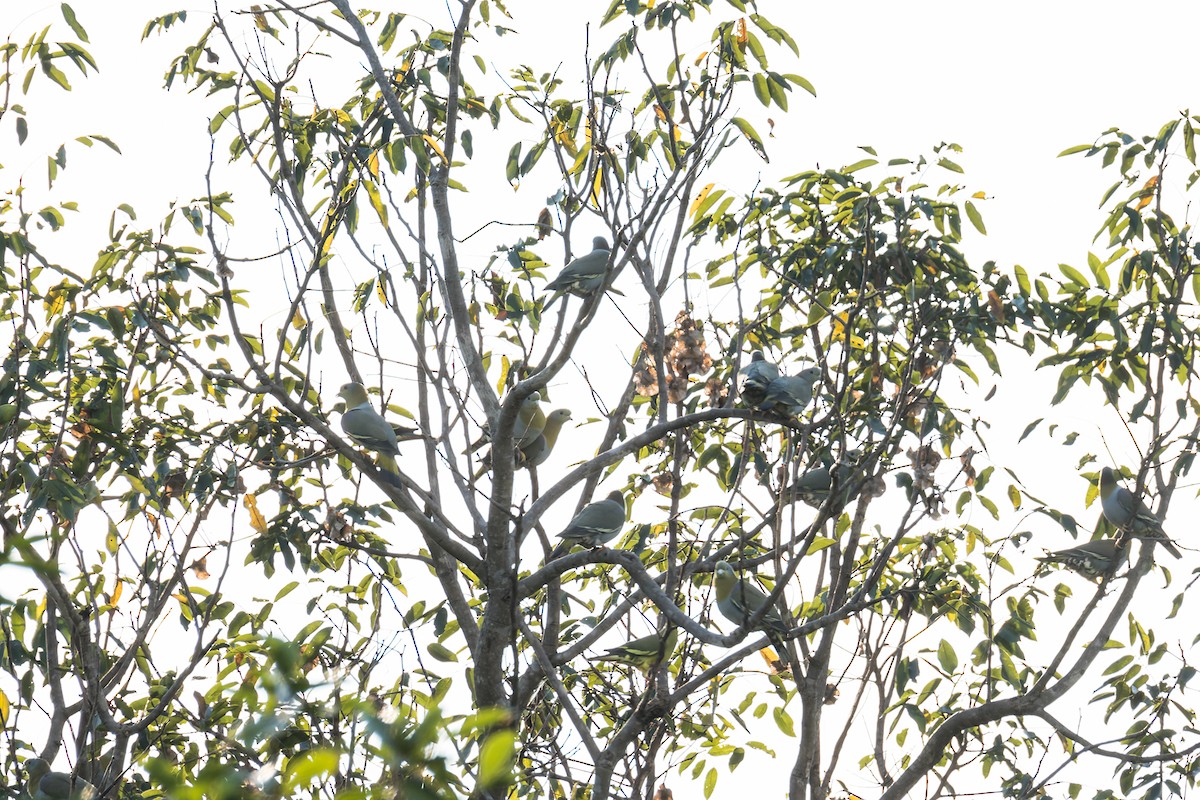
[1037,538,1125,581]
[782,454,861,513]
[738,350,779,407]
[337,382,402,486]
[1098,467,1182,558]
[542,236,611,312]
[471,408,570,480]
[761,366,822,417]
[713,560,788,643]
[551,490,625,556]
[25,759,97,800]
[594,627,679,672]
[467,392,546,453]
[510,394,547,448]
[517,408,571,469]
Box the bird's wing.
[342,408,400,454]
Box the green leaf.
[731,117,768,162]
[505,142,521,183]
[843,158,877,174]
[704,767,718,799]
[783,73,816,97]
[427,642,458,662]
[60,3,89,42]
[937,639,958,672]
[1059,263,1089,288]
[281,748,338,793]
[752,73,770,106]
[1014,265,1031,297]
[478,730,515,788]
[965,201,987,235]
[772,706,795,737]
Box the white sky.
[7,1,1200,797]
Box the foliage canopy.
[3,3,1200,799]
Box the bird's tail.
[376,453,404,488]
[541,292,563,313]
[548,539,572,560]
[1157,537,1183,559]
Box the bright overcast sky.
[13,0,1200,274]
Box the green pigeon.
[1037,538,1125,581]
[761,366,821,417]
[542,236,611,311]
[550,490,625,557]
[595,627,679,673]
[1098,467,1181,558]
[782,454,862,512]
[738,350,779,408]
[517,408,572,469]
[467,392,546,453]
[713,560,788,642]
[338,382,402,485]
[25,759,97,800]
[472,408,570,479]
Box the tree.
[2,2,1199,799]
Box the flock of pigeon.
[328,236,1184,669]
[19,239,1187,795]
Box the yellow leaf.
[972,191,987,199]
[552,120,576,157]
[251,5,269,30]
[0,689,9,726]
[688,183,714,219]
[404,186,418,202]
[496,356,511,394]
[244,494,268,534]
[831,313,849,341]
[290,310,306,330]
[422,134,448,164]
[591,169,604,207]
[736,18,748,50]
[653,104,668,123]
[367,151,379,179]
[363,178,387,225]
[376,278,390,308]
[831,314,867,349]
[1135,175,1160,210]
[106,529,119,554]
[672,125,682,141]
[110,580,123,606]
